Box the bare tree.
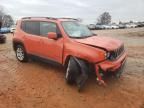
[0,5,5,28]
[97,12,111,25]
[3,15,14,27]
[0,5,14,28]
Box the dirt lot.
[0,28,144,108]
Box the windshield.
[62,21,93,38]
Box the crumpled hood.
[74,36,123,51]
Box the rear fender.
[13,39,26,51]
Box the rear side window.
[21,21,40,35]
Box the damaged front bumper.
[94,52,127,85]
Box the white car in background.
[87,24,96,30]
[10,25,16,33]
[119,24,126,29]
[95,24,119,30]
[125,24,137,28]
[102,25,111,29]
[101,24,119,29]
[95,24,105,30]
[110,24,119,29]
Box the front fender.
[63,42,106,65]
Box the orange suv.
[13,17,127,91]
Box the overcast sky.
[1,0,144,24]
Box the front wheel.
[16,45,28,62]
[65,58,80,84]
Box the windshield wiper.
[70,34,97,39]
[82,34,97,38]
[70,36,85,39]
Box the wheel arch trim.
[13,39,26,51]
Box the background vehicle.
[125,23,137,28]
[101,25,111,29]
[95,24,119,30]
[10,25,16,33]
[0,34,6,43]
[95,24,104,30]
[109,24,119,29]
[119,24,126,29]
[0,27,10,33]
[87,24,95,30]
[13,17,127,91]
[136,22,144,27]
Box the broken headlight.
[105,52,110,59]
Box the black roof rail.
[22,17,31,19]
[46,17,57,20]
[59,17,78,21]
[21,17,56,19]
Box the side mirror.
[92,33,97,36]
[48,32,57,40]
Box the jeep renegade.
[13,17,127,91]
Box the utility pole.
[0,15,5,29]
[2,15,6,27]
[0,20,2,30]
[0,15,2,29]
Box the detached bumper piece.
[95,66,107,86]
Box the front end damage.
[68,42,127,91]
[71,51,127,91]
[94,52,127,86]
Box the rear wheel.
[16,45,28,62]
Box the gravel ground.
[0,27,144,108]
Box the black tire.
[16,45,28,62]
[65,57,80,84]
[75,59,89,92]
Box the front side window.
[40,22,58,37]
[62,21,93,38]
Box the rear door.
[39,21,64,63]
[21,21,42,55]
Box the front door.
[39,21,63,63]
